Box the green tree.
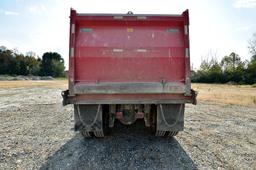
[52,60,65,77]
[192,57,223,83]
[248,33,256,56]
[221,52,242,70]
[16,54,29,75]
[25,56,41,75]
[40,52,65,77]
[245,33,256,84]
[207,59,223,83]
[0,48,42,76]
[0,50,13,74]
[221,52,245,83]
[245,55,256,84]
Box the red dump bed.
[68,9,192,103]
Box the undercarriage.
[62,88,197,138]
[73,103,184,138]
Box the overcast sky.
[0,0,256,69]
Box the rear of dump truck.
[62,9,197,137]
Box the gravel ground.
[0,86,255,169]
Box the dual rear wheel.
[78,104,179,138]
[80,129,179,138]
[79,105,111,138]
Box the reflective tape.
[184,25,188,35]
[137,16,147,20]
[70,47,74,57]
[137,49,147,52]
[113,48,123,52]
[113,16,123,19]
[71,24,75,34]
[185,48,189,58]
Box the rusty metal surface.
[62,90,196,105]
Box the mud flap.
[61,90,70,106]
[156,104,184,132]
[74,104,103,132]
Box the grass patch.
[0,81,255,107]
[192,83,256,107]
[55,77,68,80]
[0,80,67,89]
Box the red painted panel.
[74,21,185,83]
[75,26,184,48]
[75,57,184,82]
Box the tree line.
[192,33,256,84]
[191,52,256,84]
[0,48,65,77]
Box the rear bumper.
[61,89,197,106]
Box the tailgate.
[69,10,190,95]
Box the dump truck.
[62,9,197,138]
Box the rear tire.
[155,130,179,137]
[167,131,179,137]
[78,105,111,138]
[80,130,93,138]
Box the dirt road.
[0,82,255,169]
